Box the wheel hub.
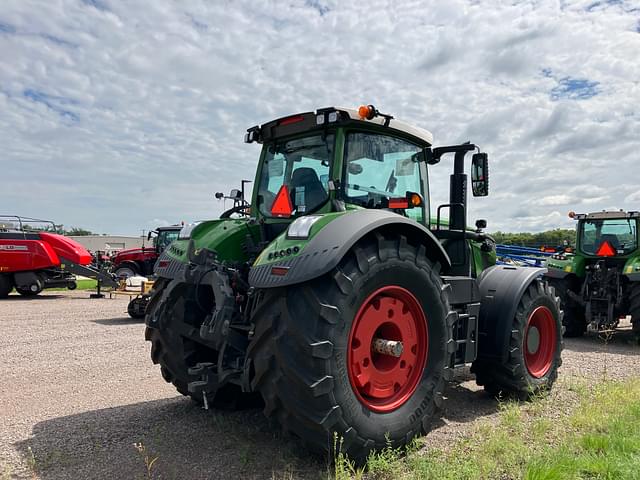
[526,326,540,354]
[347,286,428,412]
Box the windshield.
[156,230,179,251]
[580,218,638,255]
[343,132,424,221]
[257,134,334,217]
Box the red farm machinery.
[0,216,117,298]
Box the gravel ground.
[1,291,639,479]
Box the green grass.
[335,378,640,480]
[49,279,97,291]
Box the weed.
[133,442,158,480]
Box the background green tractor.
[545,210,640,337]
[145,105,562,460]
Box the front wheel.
[472,280,563,398]
[114,266,138,279]
[16,277,43,296]
[247,233,451,461]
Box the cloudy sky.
[1,0,638,235]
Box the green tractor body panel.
[164,219,259,265]
[623,255,640,281]
[252,212,348,267]
[545,252,586,279]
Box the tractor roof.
[245,106,434,146]
[571,210,640,220]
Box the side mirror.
[475,219,487,231]
[230,189,241,200]
[215,192,224,199]
[147,231,152,241]
[471,153,489,197]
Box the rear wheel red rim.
[524,306,557,378]
[347,286,428,412]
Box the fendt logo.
[0,245,29,251]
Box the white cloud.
[0,0,638,234]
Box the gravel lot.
[1,291,639,479]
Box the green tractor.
[545,210,640,337]
[145,105,562,460]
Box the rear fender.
[476,265,547,362]
[249,209,451,288]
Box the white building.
[66,235,144,254]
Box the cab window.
[343,132,424,222]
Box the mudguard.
[249,209,451,288]
[476,264,547,362]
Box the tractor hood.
[153,218,261,278]
[112,247,157,263]
[38,232,92,266]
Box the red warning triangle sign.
[596,240,616,257]
[270,185,293,217]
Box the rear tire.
[247,233,451,461]
[629,283,640,337]
[547,277,585,337]
[472,280,563,398]
[0,274,13,298]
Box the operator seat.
[599,234,620,249]
[290,167,327,212]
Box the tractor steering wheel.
[220,204,250,219]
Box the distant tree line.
[490,228,576,248]
[22,225,95,236]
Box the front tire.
[473,280,563,398]
[247,233,451,461]
[144,278,250,408]
[114,265,138,279]
[16,276,43,296]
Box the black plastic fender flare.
[249,209,451,288]
[476,264,547,362]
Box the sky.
[0,0,638,235]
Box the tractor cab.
[245,105,492,276]
[148,226,181,254]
